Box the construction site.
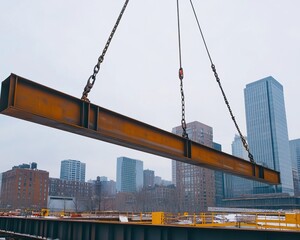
[0,1,300,239]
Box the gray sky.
[1,0,299,181]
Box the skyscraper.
[172,121,215,212]
[143,169,155,188]
[213,142,225,206]
[223,135,253,198]
[290,139,300,195]
[116,157,143,193]
[244,76,293,195]
[60,159,86,182]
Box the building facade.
[0,164,49,209]
[154,176,162,185]
[100,180,117,196]
[60,159,86,182]
[290,139,300,195]
[49,178,93,211]
[142,185,176,212]
[172,121,216,212]
[49,178,93,198]
[223,135,253,198]
[115,185,176,212]
[222,194,300,210]
[213,142,225,206]
[244,76,294,195]
[116,157,143,193]
[143,169,155,188]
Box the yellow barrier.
[152,212,165,225]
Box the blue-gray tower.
[223,135,253,198]
[116,157,143,193]
[289,139,300,195]
[244,76,294,195]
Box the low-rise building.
[49,178,93,211]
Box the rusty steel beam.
[0,74,280,184]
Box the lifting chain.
[179,68,188,138]
[189,0,254,163]
[81,0,130,102]
[177,0,188,139]
[211,64,254,163]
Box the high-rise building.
[232,135,249,160]
[116,157,143,193]
[223,135,253,198]
[101,180,117,196]
[0,164,49,209]
[244,76,294,195]
[290,139,300,195]
[213,142,225,206]
[99,176,108,182]
[161,179,172,186]
[154,176,162,186]
[94,176,117,196]
[172,121,215,212]
[143,169,155,188]
[60,159,86,182]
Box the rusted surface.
[0,74,280,184]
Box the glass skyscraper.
[143,169,155,188]
[60,159,86,182]
[116,157,143,193]
[223,135,253,198]
[213,142,225,206]
[244,76,294,195]
[289,139,300,195]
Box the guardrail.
[154,211,300,231]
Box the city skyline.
[0,157,172,184]
[1,1,300,181]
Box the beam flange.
[0,74,280,184]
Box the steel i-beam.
[0,74,280,184]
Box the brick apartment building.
[48,177,94,211]
[0,163,49,210]
[49,177,93,198]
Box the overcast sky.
[1,1,299,181]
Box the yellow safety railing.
[153,211,300,231]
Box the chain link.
[81,0,130,102]
[177,0,189,139]
[179,68,188,138]
[211,64,254,163]
[188,0,254,163]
